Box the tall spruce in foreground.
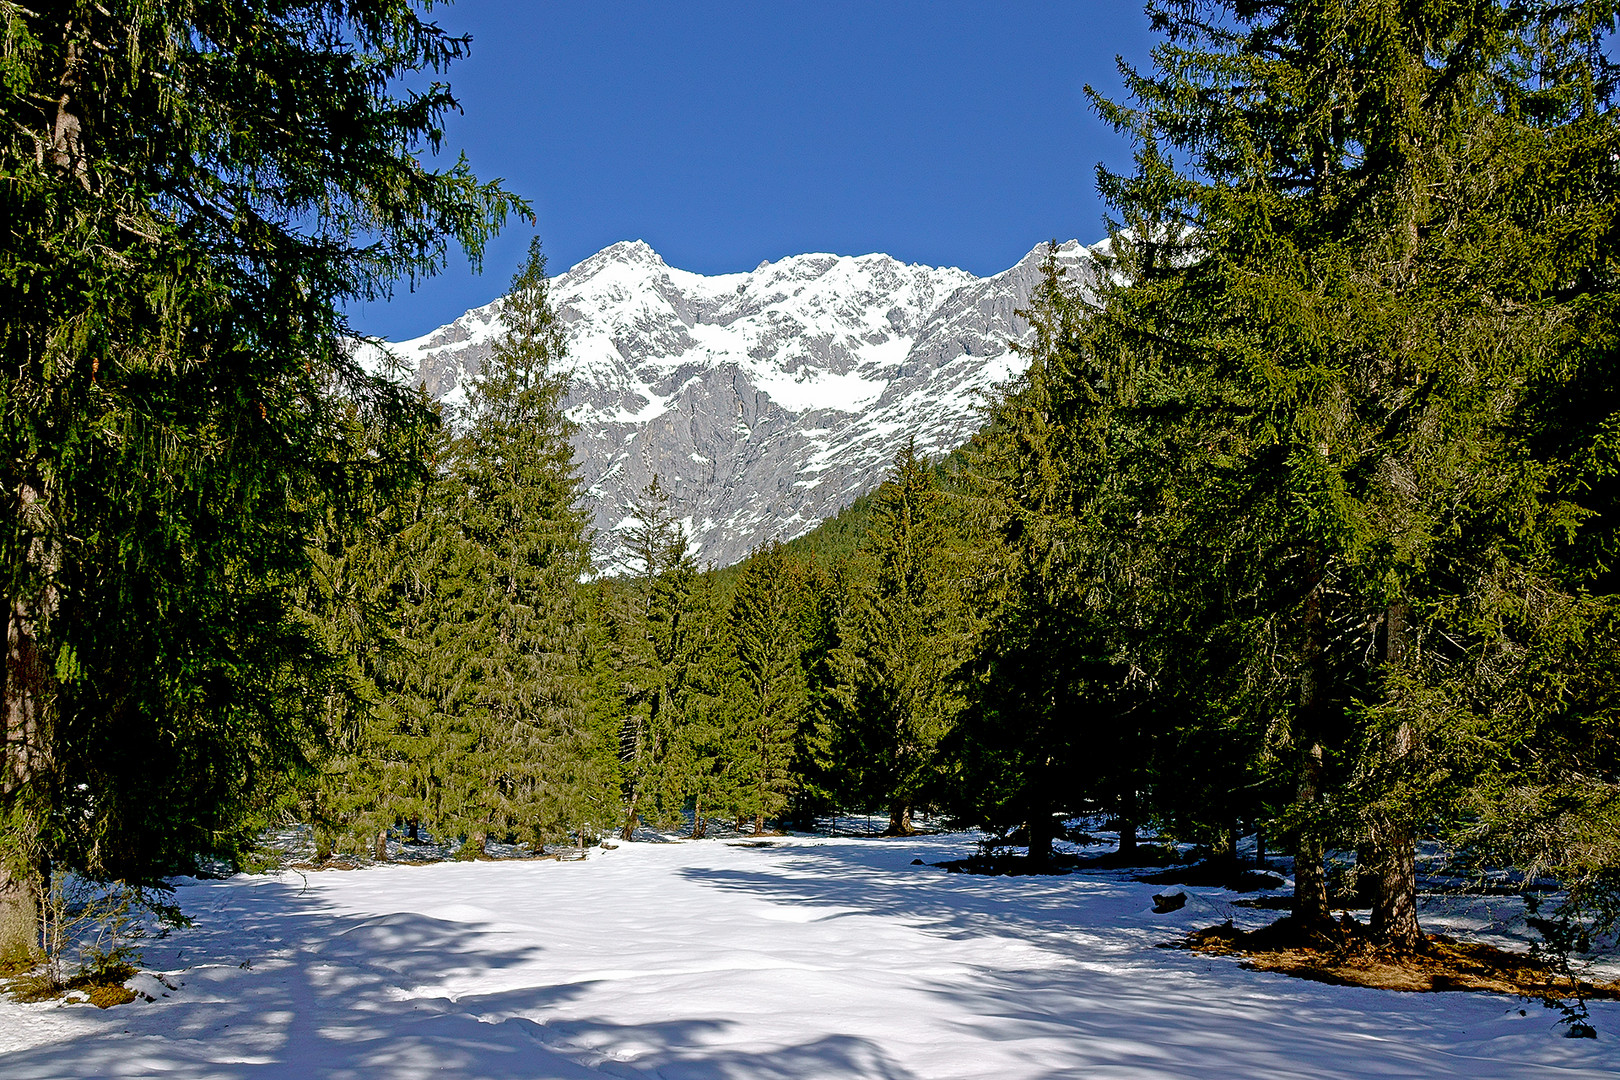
[0,2,519,958]
[952,248,1157,863]
[434,240,606,852]
[1089,0,1620,948]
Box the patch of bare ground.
[1181,916,1620,1000]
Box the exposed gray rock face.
[382,238,1103,571]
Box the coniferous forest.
[3,0,1620,1024]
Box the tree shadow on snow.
[0,869,921,1080]
[668,840,1618,1080]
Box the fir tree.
[1089,0,1620,947]
[432,239,602,853]
[0,1,519,957]
[728,541,811,834]
[832,441,962,834]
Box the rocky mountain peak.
[384,238,1104,571]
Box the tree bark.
[1368,601,1422,951]
[1293,743,1332,926]
[886,803,913,836]
[1117,818,1137,861]
[373,829,389,863]
[1292,550,1333,929]
[752,812,765,836]
[1027,812,1055,865]
[3,478,58,961]
[620,788,639,842]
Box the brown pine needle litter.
[1180,917,1620,999]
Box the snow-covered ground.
[3,833,1617,1079]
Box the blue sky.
[349,2,1157,341]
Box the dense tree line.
[4,0,1618,981]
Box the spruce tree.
[0,1,518,956]
[432,239,603,853]
[1090,0,1620,947]
[952,247,1162,864]
[728,541,811,834]
[614,477,701,838]
[832,441,962,834]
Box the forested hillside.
[3,0,1619,1024]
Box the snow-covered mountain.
[383,238,1103,571]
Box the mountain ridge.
[380,238,1104,570]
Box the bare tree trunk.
[1117,818,1137,861]
[1292,551,1333,929]
[1369,601,1422,951]
[886,803,912,836]
[690,797,705,840]
[1255,824,1266,867]
[373,829,389,863]
[752,812,765,836]
[3,478,56,963]
[1027,813,1055,865]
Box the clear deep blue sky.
[349,1,1157,341]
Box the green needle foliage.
[434,239,605,853]
[1084,0,1620,946]
[0,0,520,959]
[831,440,964,834]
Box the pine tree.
[613,477,701,838]
[431,239,602,853]
[832,441,962,834]
[728,541,811,834]
[0,1,519,957]
[1089,0,1620,947]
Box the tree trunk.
[374,829,389,863]
[752,812,765,836]
[1117,818,1137,861]
[1292,550,1333,929]
[1368,601,1422,951]
[690,797,705,840]
[1255,824,1266,867]
[620,789,639,842]
[1368,813,1422,951]
[2,479,54,963]
[1293,743,1332,927]
[887,802,913,836]
[1027,813,1054,865]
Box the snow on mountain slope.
[385,238,1104,571]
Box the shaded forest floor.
[4,832,1619,1078]
[1183,918,1620,1001]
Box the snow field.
[2,833,1617,1079]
